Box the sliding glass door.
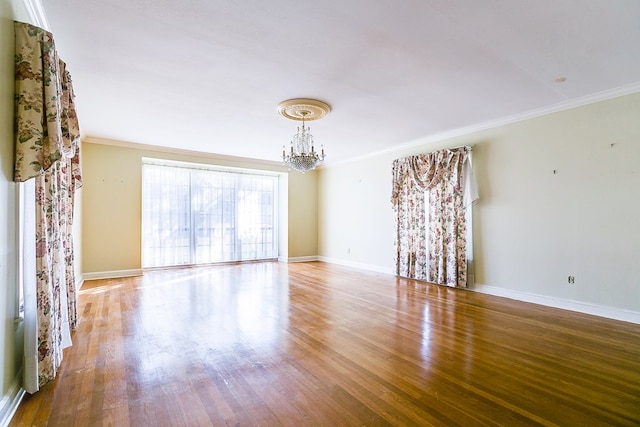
[142,161,277,268]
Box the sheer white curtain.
[142,162,277,268]
[21,179,37,392]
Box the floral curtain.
[391,147,477,288]
[14,21,82,391]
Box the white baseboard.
[473,283,640,325]
[82,269,143,281]
[80,262,638,324]
[285,256,319,263]
[318,256,393,275]
[0,373,25,427]
[283,255,393,275]
[313,259,639,324]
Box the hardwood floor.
[10,261,640,426]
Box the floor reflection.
[16,262,636,426]
[421,304,432,360]
[130,263,289,379]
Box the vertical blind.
[142,162,278,268]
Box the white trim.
[473,284,640,325]
[318,256,393,275]
[85,137,285,170]
[19,0,49,29]
[82,269,143,281]
[0,374,25,427]
[80,262,640,323]
[85,85,640,172]
[315,258,640,323]
[142,157,283,177]
[325,82,640,167]
[287,256,319,263]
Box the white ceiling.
[41,0,640,165]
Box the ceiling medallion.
[277,98,331,121]
[278,98,331,173]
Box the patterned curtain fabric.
[391,147,477,288]
[14,21,82,390]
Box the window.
[142,161,278,268]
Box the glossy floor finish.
[10,262,640,426]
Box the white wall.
[318,155,395,273]
[319,92,640,321]
[472,94,640,314]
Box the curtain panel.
[391,146,477,288]
[14,21,82,391]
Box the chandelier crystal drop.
[277,98,331,173]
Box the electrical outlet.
[568,276,575,284]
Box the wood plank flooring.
[10,261,640,426]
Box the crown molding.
[17,0,49,29]
[83,136,286,170]
[326,82,640,168]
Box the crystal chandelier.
[277,98,331,173]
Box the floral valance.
[14,21,81,185]
[391,146,476,208]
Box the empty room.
[1,0,639,426]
